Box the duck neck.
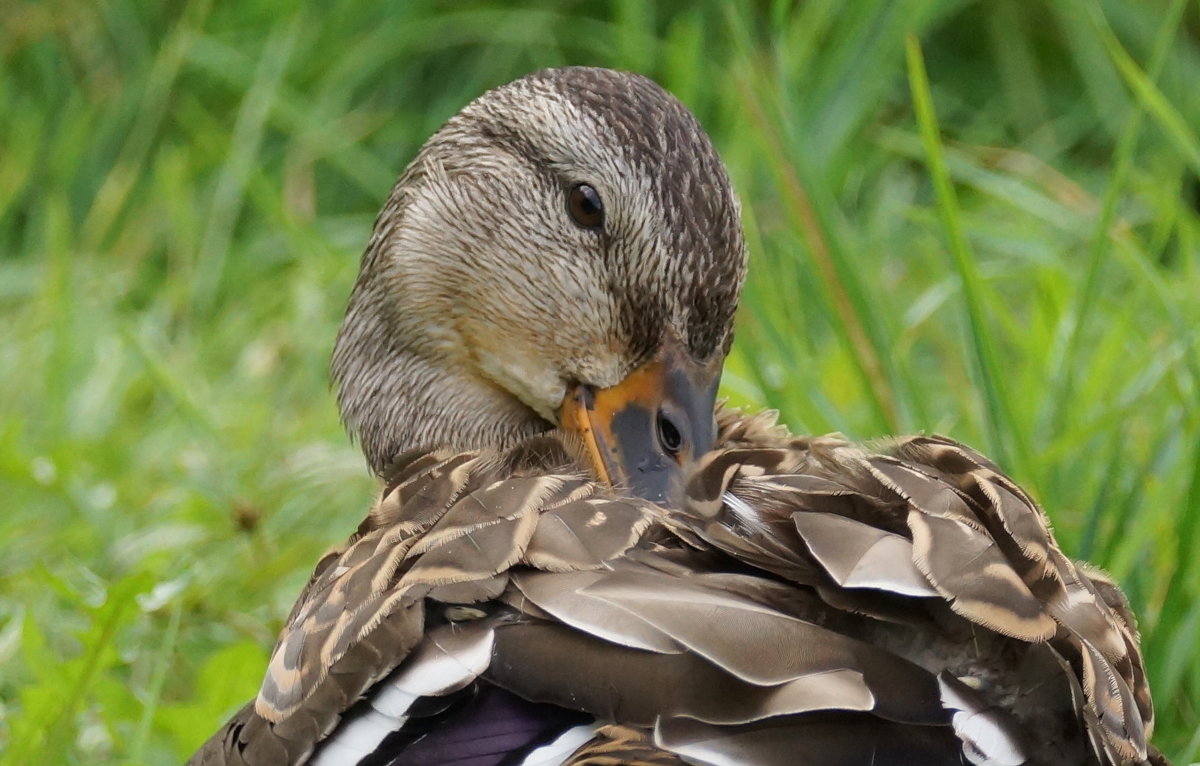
[332,295,549,476]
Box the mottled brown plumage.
[192,409,1162,765]
[191,67,1165,766]
[564,725,689,764]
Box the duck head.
[332,67,747,502]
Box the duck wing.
[191,421,1165,766]
[669,411,1162,765]
[190,437,652,765]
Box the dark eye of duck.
[567,183,604,229]
[657,410,684,457]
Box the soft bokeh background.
[2,1,1198,762]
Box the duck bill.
[560,346,720,504]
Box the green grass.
[1,1,1198,762]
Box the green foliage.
[1,0,1197,761]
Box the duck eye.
[567,183,604,229]
[657,410,684,457]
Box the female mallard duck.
[190,67,1165,766]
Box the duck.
[189,67,1166,766]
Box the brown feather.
[565,725,688,765]
[193,414,1165,766]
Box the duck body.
[189,67,1165,765]
[191,409,1162,766]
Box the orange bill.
[560,343,720,503]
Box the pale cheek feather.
[472,345,567,423]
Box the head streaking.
[332,67,746,484]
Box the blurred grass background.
[1,0,1198,762]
